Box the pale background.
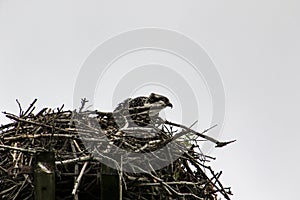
[1,1,300,199]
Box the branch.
[72,162,88,196]
[166,120,236,148]
[0,144,36,154]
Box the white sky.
[1,1,300,199]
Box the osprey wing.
[113,98,132,113]
[128,96,148,108]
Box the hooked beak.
[166,103,173,108]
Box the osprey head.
[148,93,173,108]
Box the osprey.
[113,93,173,128]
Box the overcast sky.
[1,1,300,199]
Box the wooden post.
[100,155,122,200]
[34,152,55,200]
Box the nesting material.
[0,99,233,200]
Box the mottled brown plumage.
[113,93,173,128]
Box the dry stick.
[4,113,76,134]
[185,152,231,200]
[57,104,65,113]
[166,121,236,147]
[138,181,203,186]
[206,166,232,199]
[79,98,89,113]
[14,152,23,177]
[71,141,79,200]
[36,108,48,117]
[119,155,123,200]
[15,99,23,116]
[4,133,78,141]
[0,121,17,130]
[4,112,99,136]
[172,123,218,141]
[13,175,29,200]
[55,155,92,165]
[189,120,198,129]
[12,143,18,165]
[135,166,203,200]
[0,144,36,154]
[0,185,19,196]
[23,99,37,117]
[72,161,88,196]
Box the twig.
[72,162,88,196]
[79,98,89,113]
[23,99,37,117]
[15,99,23,116]
[166,121,236,147]
[55,155,92,165]
[0,144,36,154]
[134,166,204,200]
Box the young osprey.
[113,93,173,128]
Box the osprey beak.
[167,103,173,108]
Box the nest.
[0,99,234,200]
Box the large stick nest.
[0,99,233,200]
